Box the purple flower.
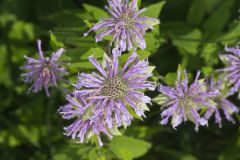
[219,46,240,96]
[21,40,68,97]
[158,70,218,131]
[59,52,155,145]
[204,79,239,128]
[58,94,113,146]
[84,0,159,54]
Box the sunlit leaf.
[109,136,151,160]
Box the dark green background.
[0,0,240,159]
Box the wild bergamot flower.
[219,46,240,96]
[157,70,218,131]
[84,0,159,54]
[58,94,113,146]
[59,52,155,145]
[204,78,239,127]
[21,40,68,97]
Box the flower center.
[178,96,193,109]
[100,76,128,100]
[41,67,50,77]
[119,13,134,28]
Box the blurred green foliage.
[0,0,240,160]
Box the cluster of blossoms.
[157,70,239,130]
[21,0,239,146]
[21,40,68,97]
[219,46,240,96]
[59,52,155,145]
[204,78,239,128]
[156,46,240,130]
[157,70,218,131]
[202,46,240,127]
[22,0,159,145]
[84,0,159,54]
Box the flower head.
[204,78,239,127]
[58,94,113,146]
[84,0,159,54]
[21,40,68,97]
[59,52,155,145]
[219,46,240,96]
[158,70,218,131]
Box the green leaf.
[83,19,93,28]
[97,156,106,160]
[65,47,105,72]
[49,31,64,49]
[109,136,151,160]
[152,94,168,105]
[218,131,240,160]
[0,45,12,87]
[200,43,219,66]
[137,50,151,59]
[142,1,166,18]
[126,105,143,121]
[156,146,198,160]
[203,0,234,34]
[137,0,141,8]
[119,50,150,65]
[163,67,193,85]
[201,66,213,76]
[82,105,95,121]
[187,0,205,26]
[145,25,161,53]
[172,29,202,55]
[205,0,221,13]
[53,154,70,160]
[53,30,98,48]
[45,10,87,28]
[108,127,122,136]
[164,72,177,86]
[219,21,240,45]
[138,102,150,111]
[7,21,35,41]
[83,4,108,21]
[17,125,39,146]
